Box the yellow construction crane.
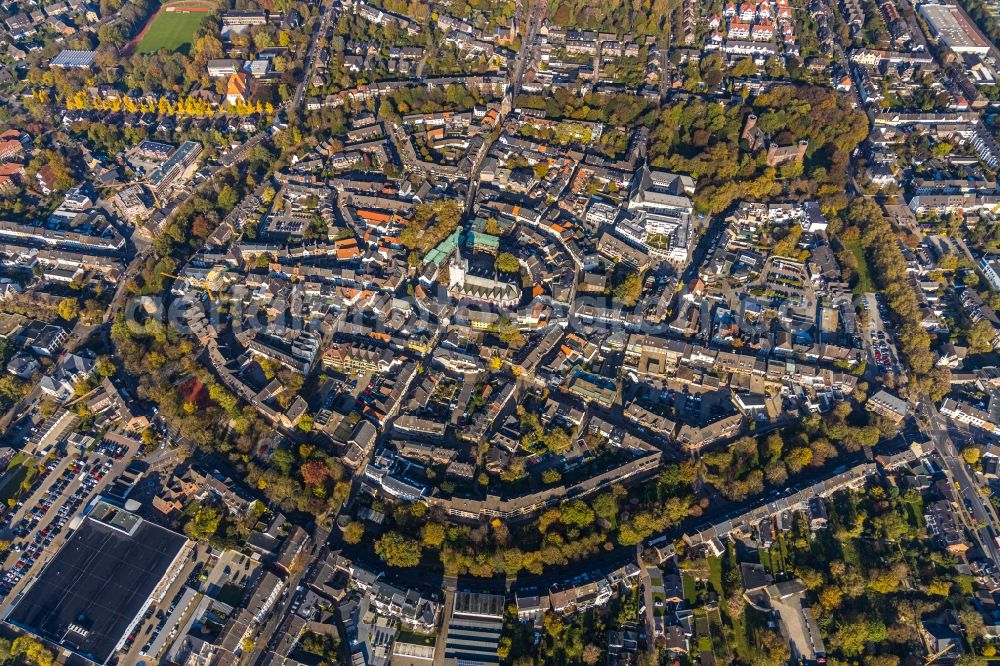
[924,643,957,665]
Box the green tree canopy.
[375,532,423,567]
[495,252,520,273]
[184,505,221,541]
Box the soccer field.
[135,10,207,54]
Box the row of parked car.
[0,457,113,598]
[95,440,130,460]
[138,585,192,656]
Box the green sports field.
[136,10,207,54]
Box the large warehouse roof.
[6,501,190,665]
[919,4,992,54]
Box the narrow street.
[292,0,339,112]
[246,527,329,665]
[637,564,659,641]
[462,2,543,214]
[919,398,1000,567]
[430,583,456,666]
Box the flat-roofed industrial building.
[919,3,992,54]
[6,500,192,665]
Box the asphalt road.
[862,292,903,381]
[920,397,1000,567]
[247,525,329,665]
[292,0,340,112]
[461,2,542,214]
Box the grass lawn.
[732,607,754,663]
[397,628,436,647]
[5,452,28,472]
[903,495,924,529]
[775,531,790,572]
[136,11,207,54]
[682,574,698,605]
[764,545,786,576]
[845,239,875,295]
[708,556,724,597]
[0,464,30,505]
[694,611,713,656]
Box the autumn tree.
[421,522,446,548]
[300,459,330,485]
[57,297,79,322]
[752,629,791,666]
[591,492,618,524]
[489,316,525,349]
[95,356,116,377]
[184,505,221,541]
[612,269,643,307]
[399,199,463,254]
[495,252,520,273]
[561,500,596,529]
[217,184,238,211]
[191,216,213,239]
[968,319,996,354]
[343,521,365,544]
[270,448,295,475]
[374,532,422,567]
[11,635,53,666]
[538,507,562,533]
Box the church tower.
[448,247,466,289]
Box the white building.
[941,397,1000,434]
[980,255,1000,291]
[918,3,991,55]
[447,248,521,308]
[623,167,697,265]
[39,352,96,402]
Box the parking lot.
[864,292,903,379]
[119,547,212,664]
[202,549,259,599]
[0,436,140,613]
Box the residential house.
[226,72,251,106]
